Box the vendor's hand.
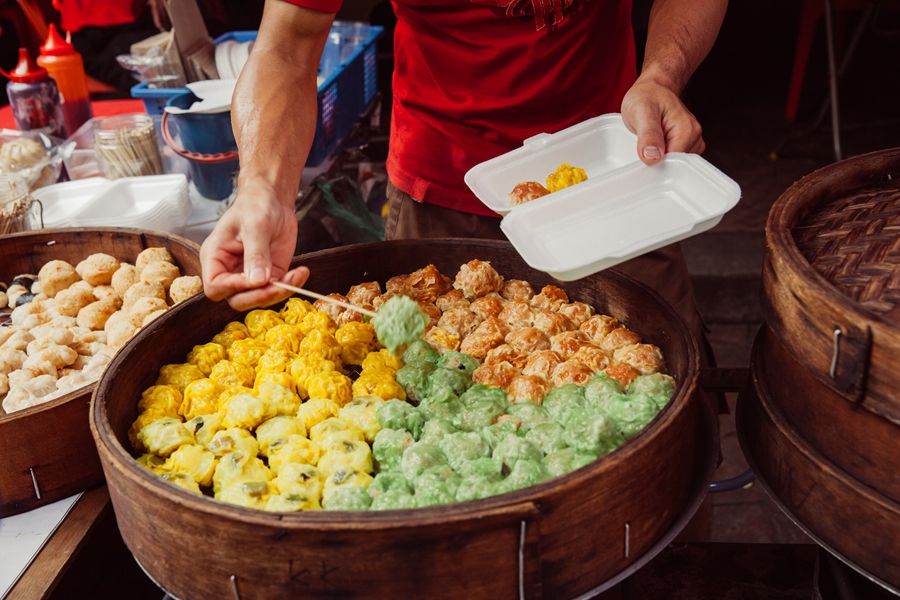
[200,182,309,311]
[620,76,705,165]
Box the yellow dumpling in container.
[309,417,365,452]
[222,391,275,430]
[216,481,272,510]
[322,469,374,507]
[306,371,353,406]
[256,415,307,457]
[129,408,175,450]
[256,348,295,374]
[164,444,217,487]
[273,462,324,499]
[317,439,373,476]
[210,360,256,388]
[245,309,285,339]
[136,453,168,475]
[338,395,384,443]
[265,490,321,512]
[156,363,205,394]
[280,298,316,326]
[351,370,406,402]
[264,324,303,353]
[206,427,259,458]
[255,369,296,394]
[335,322,377,366]
[186,342,226,377]
[138,385,183,416]
[138,417,195,457]
[545,163,588,193]
[185,412,226,446]
[297,397,340,431]
[161,472,203,495]
[212,321,250,350]
[216,386,247,412]
[267,435,321,473]
[299,329,343,363]
[290,356,339,399]
[361,349,404,376]
[180,378,224,420]
[227,338,270,368]
[298,310,338,336]
[256,381,301,417]
[213,451,273,494]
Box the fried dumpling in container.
[138,417,195,458]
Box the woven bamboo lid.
[792,177,900,316]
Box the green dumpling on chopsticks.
[373,295,430,355]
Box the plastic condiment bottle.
[37,23,92,135]
[5,48,66,138]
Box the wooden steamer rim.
[737,326,900,594]
[91,239,716,600]
[0,227,201,518]
[763,147,900,425]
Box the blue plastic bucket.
[163,92,238,200]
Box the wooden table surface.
[4,486,111,600]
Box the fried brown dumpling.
[453,259,504,300]
[472,361,518,389]
[530,285,568,312]
[508,181,550,206]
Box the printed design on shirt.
[469,0,586,31]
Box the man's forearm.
[232,0,334,207]
[641,0,728,94]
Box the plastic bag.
[0,129,69,191]
[314,176,384,245]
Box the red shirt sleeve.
[280,0,343,14]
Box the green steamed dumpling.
[325,486,372,511]
[628,373,676,410]
[372,428,414,472]
[396,361,437,403]
[542,383,586,426]
[507,401,551,434]
[417,389,465,423]
[601,392,660,440]
[564,409,625,456]
[376,399,425,440]
[525,422,569,454]
[492,434,544,469]
[427,366,473,397]
[436,350,481,375]
[418,417,459,445]
[400,441,448,481]
[402,338,440,365]
[370,488,417,510]
[439,431,491,471]
[544,448,599,478]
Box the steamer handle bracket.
[700,367,757,494]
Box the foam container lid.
[464,113,741,281]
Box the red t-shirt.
[53,0,146,34]
[284,0,635,217]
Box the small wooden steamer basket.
[741,147,900,591]
[0,228,200,517]
[92,239,717,600]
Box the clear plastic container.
[0,172,41,234]
[93,114,164,179]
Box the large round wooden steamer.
[92,239,715,600]
[744,147,900,590]
[0,228,200,517]
[738,327,900,592]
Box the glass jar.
[93,113,164,179]
[0,172,41,234]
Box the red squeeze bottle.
[37,23,92,136]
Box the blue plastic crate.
[131,24,383,167]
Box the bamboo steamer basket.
[91,239,717,600]
[740,147,900,591]
[0,227,200,517]
[738,326,900,592]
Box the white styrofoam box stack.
[464,113,742,280]
[33,175,192,233]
